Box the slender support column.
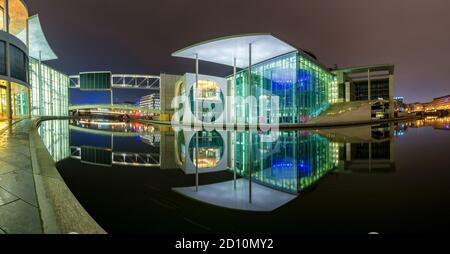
[6,39,11,120]
[27,87,31,118]
[233,57,237,190]
[368,142,372,173]
[248,43,252,204]
[4,0,9,33]
[389,124,395,164]
[38,51,43,116]
[111,75,114,106]
[345,82,351,102]
[195,54,199,192]
[368,69,371,101]
[233,57,237,126]
[111,134,114,167]
[26,17,29,48]
[346,143,351,162]
[6,80,11,121]
[389,74,395,119]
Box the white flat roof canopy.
[172,33,297,68]
[173,179,297,212]
[17,15,58,61]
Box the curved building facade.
[173,73,227,123]
[0,0,69,120]
[0,0,30,119]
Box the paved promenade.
[0,120,42,234]
[0,119,105,234]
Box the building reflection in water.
[174,130,227,174]
[320,124,396,173]
[38,120,70,162]
[175,126,397,193]
[173,123,396,211]
[40,119,161,167]
[230,131,338,194]
[69,118,155,133]
[38,118,397,211]
[403,116,450,131]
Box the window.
[0,41,5,76]
[10,45,28,82]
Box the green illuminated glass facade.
[231,131,338,193]
[30,58,69,116]
[229,52,338,124]
[80,72,112,90]
[11,82,29,117]
[81,146,112,166]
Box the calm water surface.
[38,117,450,233]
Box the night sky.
[23,0,450,103]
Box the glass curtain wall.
[230,52,337,124]
[11,82,29,118]
[0,81,6,119]
[231,130,338,194]
[38,119,70,162]
[30,57,69,116]
[0,5,4,31]
[10,44,28,83]
[0,41,6,76]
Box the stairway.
[308,101,372,124]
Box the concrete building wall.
[159,131,178,170]
[308,101,372,124]
[332,65,395,119]
[159,73,182,120]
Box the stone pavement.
[0,120,43,234]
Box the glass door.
[0,85,6,119]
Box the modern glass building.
[0,0,69,120]
[30,58,69,116]
[172,34,394,125]
[230,51,338,124]
[172,33,340,125]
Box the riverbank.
[139,115,421,130]
[0,118,105,234]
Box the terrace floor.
[0,120,43,234]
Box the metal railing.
[69,74,160,90]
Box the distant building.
[394,96,406,112]
[425,95,450,111]
[407,95,450,113]
[140,93,160,110]
[407,102,424,112]
[394,96,404,104]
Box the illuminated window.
[11,82,29,118]
[190,80,224,122]
[189,131,224,169]
[0,80,7,119]
[29,58,69,117]
[228,52,337,124]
